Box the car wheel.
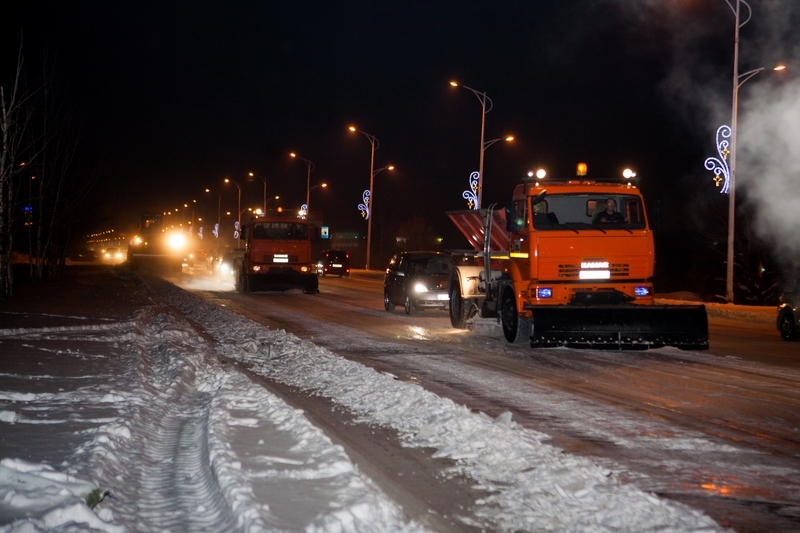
[779,311,798,341]
[501,289,531,344]
[384,291,395,312]
[404,294,416,315]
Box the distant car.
[184,250,208,267]
[383,251,453,315]
[216,251,243,281]
[103,247,124,263]
[777,279,800,341]
[316,250,350,277]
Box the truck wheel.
[449,284,470,329]
[501,289,531,344]
[779,312,798,341]
[384,291,395,312]
[404,295,416,315]
[303,278,319,294]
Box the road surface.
[172,268,800,532]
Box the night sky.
[5,1,799,274]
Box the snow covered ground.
[0,273,727,532]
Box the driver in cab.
[593,198,625,224]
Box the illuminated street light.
[349,126,393,270]
[450,80,507,209]
[714,0,787,303]
[247,172,269,213]
[224,177,242,246]
[290,152,315,217]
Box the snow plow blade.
[527,305,708,350]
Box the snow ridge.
[152,279,726,532]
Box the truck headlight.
[166,233,187,251]
[537,288,553,298]
[414,282,428,293]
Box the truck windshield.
[251,222,308,240]
[533,194,647,230]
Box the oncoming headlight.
[414,282,428,293]
[166,232,187,251]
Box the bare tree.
[0,41,95,297]
[0,43,39,297]
[27,55,96,281]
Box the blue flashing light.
[537,288,553,299]
[634,286,650,297]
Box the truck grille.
[558,263,630,278]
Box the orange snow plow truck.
[233,214,319,294]
[447,174,708,350]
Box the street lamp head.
[348,126,356,132]
[449,81,459,87]
[505,136,514,142]
[773,64,787,71]
[623,168,637,179]
[388,165,395,171]
[321,183,328,188]
[224,178,230,183]
[289,152,297,158]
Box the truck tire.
[235,268,246,293]
[303,276,319,294]
[501,289,531,344]
[449,283,470,329]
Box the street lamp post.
[721,0,786,303]
[349,126,394,270]
[205,188,222,237]
[247,172,269,214]
[224,178,242,247]
[307,182,328,216]
[290,153,315,217]
[450,81,494,210]
[265,195,279,212]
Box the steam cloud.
[603,0,800,272]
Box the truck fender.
[451,265,485,298]
[497,262,531,319]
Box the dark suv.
[316,250,350,277]
[384,251,453,315]
[777,279,799,341]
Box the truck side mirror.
[505,202,522,233]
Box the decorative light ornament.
[213,223,219,238]
[704,125,731,193]
[462,171,480,210]
[299,204,308,218]
[233,221,240,240]
[358,190,370,219]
